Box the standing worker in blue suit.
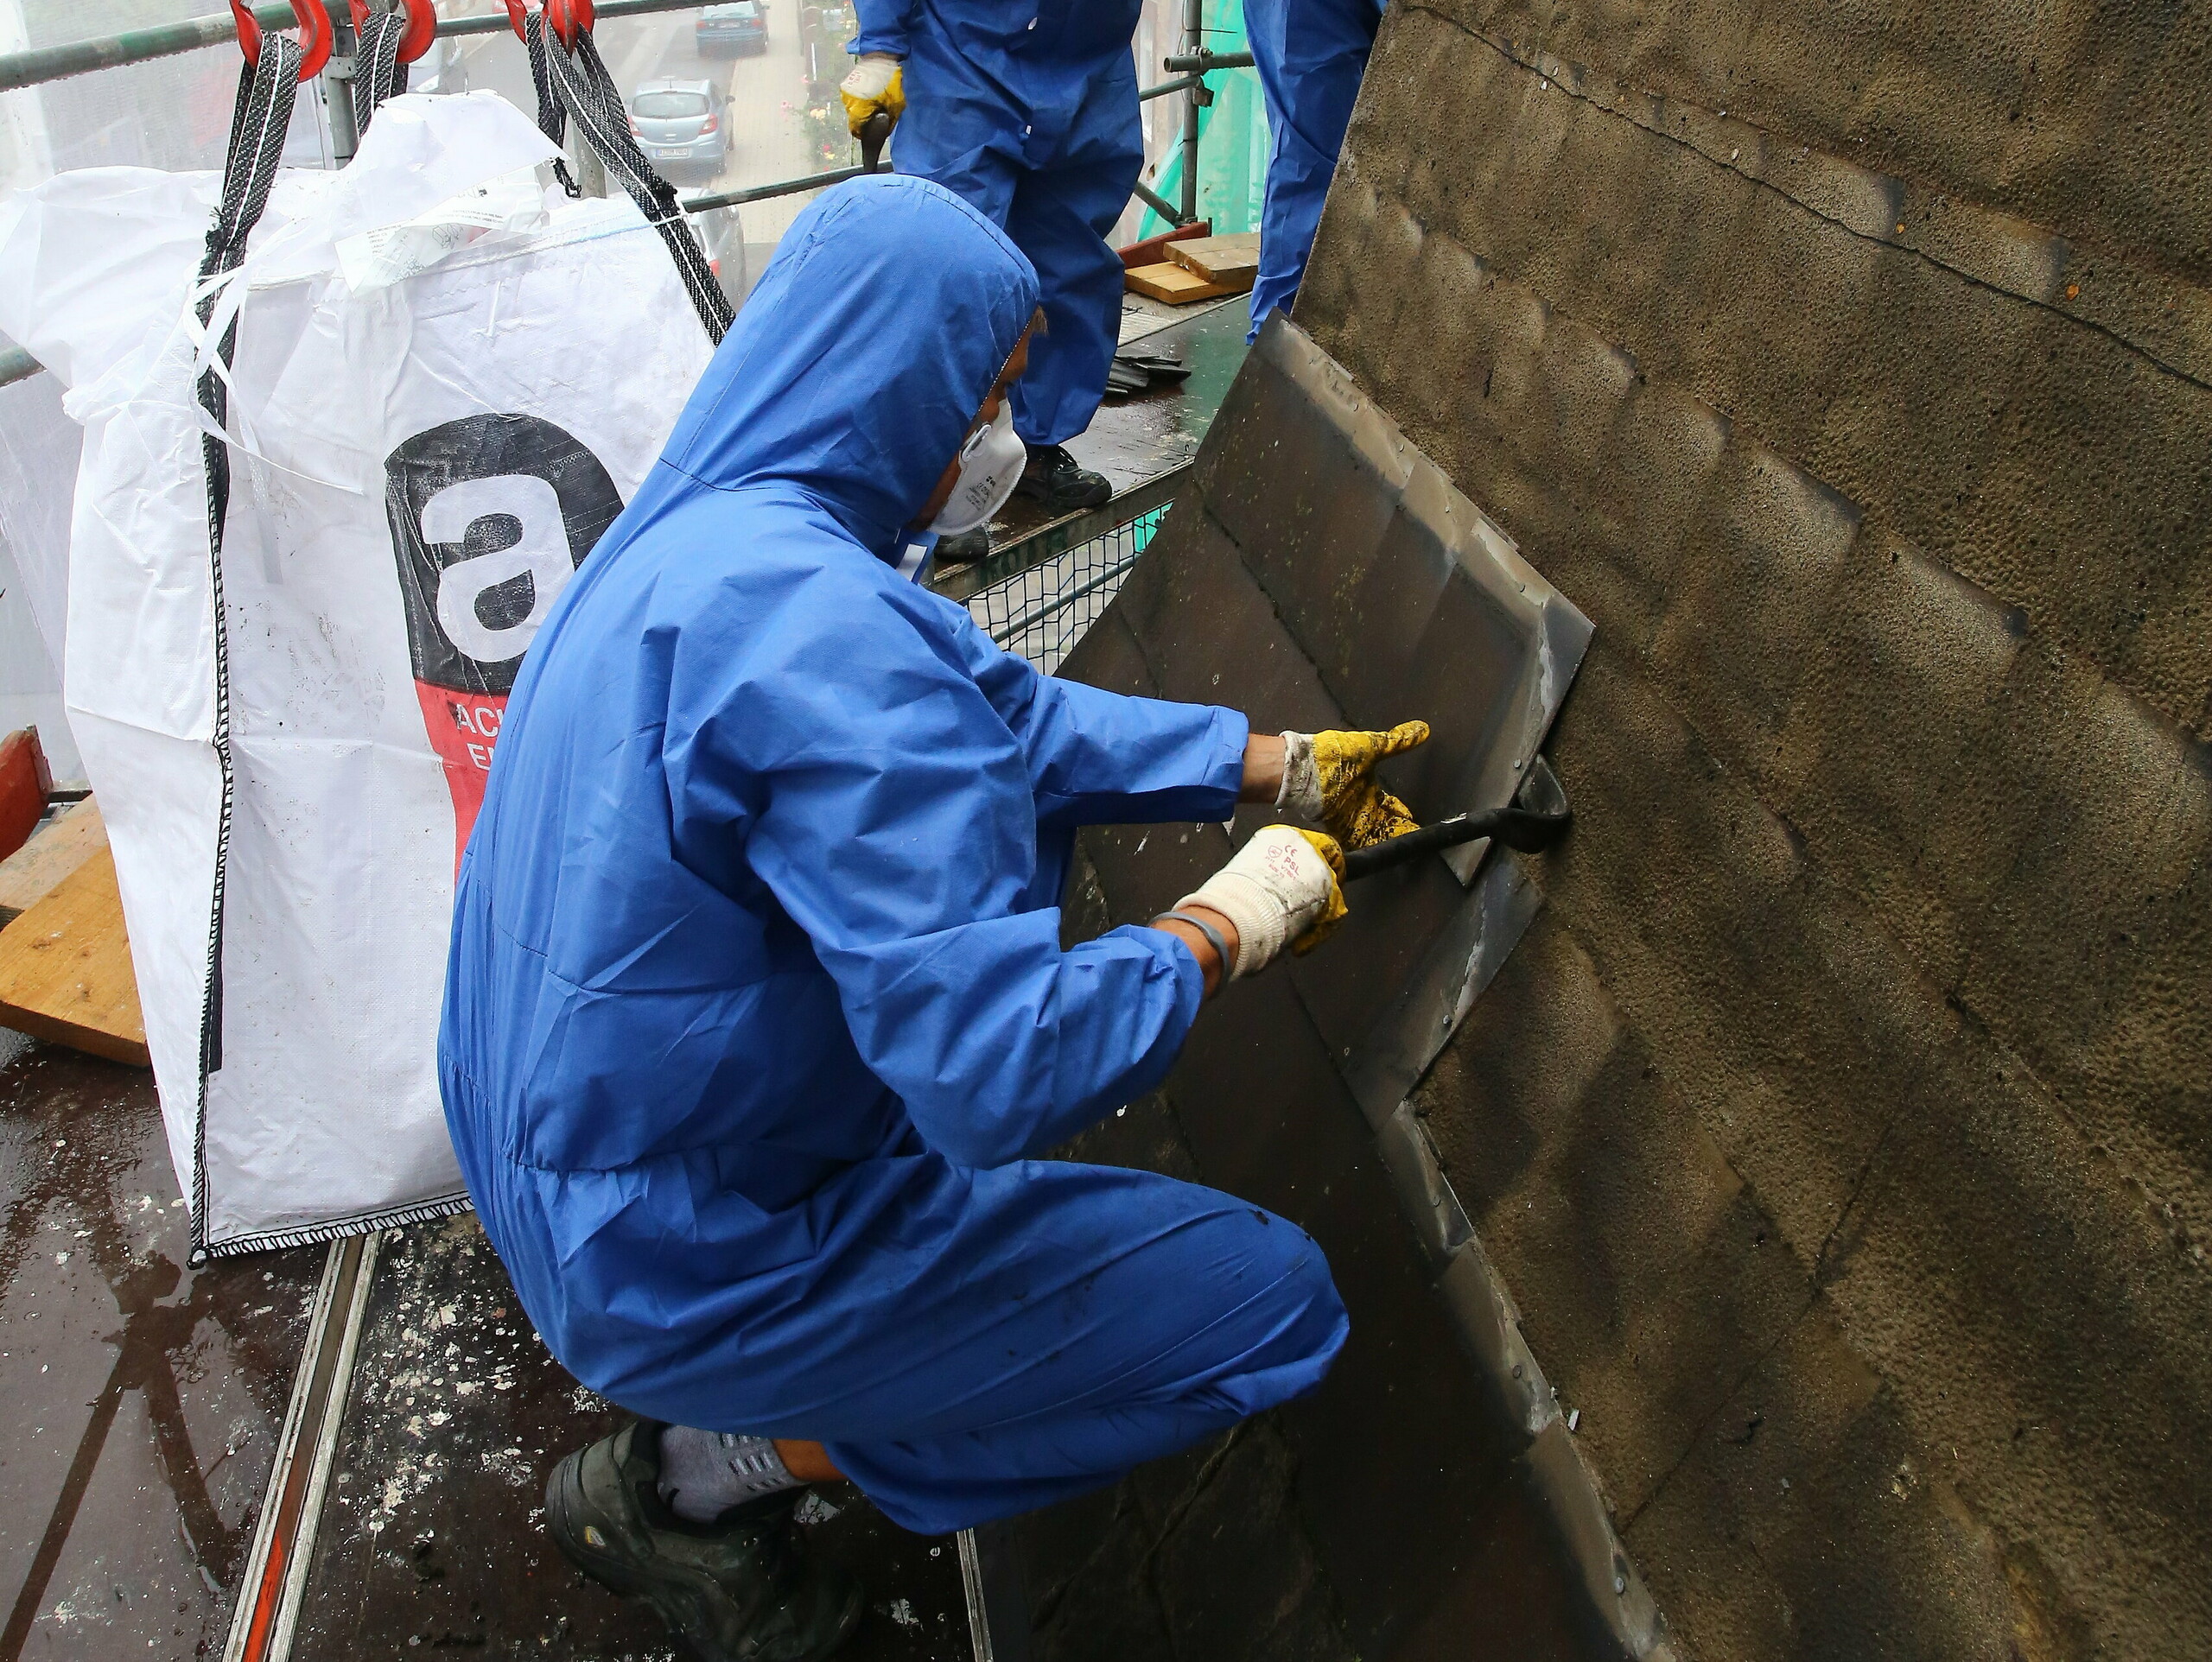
[837,0,1141,561]
[1243,0,1386,339]
[438,174,1433,1661]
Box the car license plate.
[664,147,692,157]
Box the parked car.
[696,1,768,56]
[693,204,751,308]
[627,79,728,181]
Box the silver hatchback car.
[627,78,729,181]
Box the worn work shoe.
[934,526,991,567]
[1014,443,1111,513]
[546,1421,863,1662]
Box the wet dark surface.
[0,1033,323,1660]
[982,299,1249,547]
[290,1214,970,1660]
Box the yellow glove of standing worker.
[1278,721,1431,850]
[839,52,905,137]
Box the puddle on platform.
[0,1039,323,1660]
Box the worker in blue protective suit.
[1243,0,1387,339]
[439,174,1433,1662]
[837,0,1141,565]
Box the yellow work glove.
[1173,825,1348,979]
[838,52,905,138]
[1278,721,1431,850]
[1287,827,1349,955]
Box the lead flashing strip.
[223,1229,381,1662]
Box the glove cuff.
[1174,872,1285,980]
[1276,731,1322,821]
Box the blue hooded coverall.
[1243,0,1385,339]
[438,176,1348,1536]
[853,0,1142,447]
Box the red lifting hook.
[547,0,596,48]
[349,0,439,65]
[231,0,334,80]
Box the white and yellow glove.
[1277,721,1430,850]
[1175,825,1348,980]
[839,52,905,137]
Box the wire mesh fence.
[964,502,1170,675]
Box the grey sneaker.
[545,1421,862,1661]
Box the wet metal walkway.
[0,1037,322,1659]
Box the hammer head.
[860,111,893,172]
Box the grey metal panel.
[1342,851,1546,1128]
[1225,317,1593,885]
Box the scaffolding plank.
[0,796,108,928]
[0,844,149,1067]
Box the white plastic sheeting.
[0,91,715,1253]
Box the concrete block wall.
[1297,4,2212,1656]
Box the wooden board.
[0,727,51,862]
[0,796,107,929]
[1123,260,1245,304]
[1166,232,1262,286]
[1116,219,1211,269]
[0,845,149,1068]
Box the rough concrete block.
[1951,644,2212,1238]
[1646,442,1861,782]
[1416,916,1808,1518]
[1428,0,2212,292]
[1766,531,2031,988]
[1813,1033,2212,1660]
[1341,8,2212,738]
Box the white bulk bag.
[0,92,717,1254]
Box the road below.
[446,3,848,258]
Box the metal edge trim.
[268,1227,381,1660]
[957,1529,994,1662]
[219,1230,376,1662]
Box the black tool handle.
[1341,804,1571,881]
[860,111,893,172]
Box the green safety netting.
[1135,0,1269,240]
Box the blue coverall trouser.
[1243,0,1386,339]
[894,64,1143,447]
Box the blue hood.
[655,174,1039,556]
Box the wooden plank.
[0,845,149,1068]
[1166,232,1262,286]
[1123,260,1244,304]
[0,796,108,929]
[0,727,52,861]
[1116,219,1211,269]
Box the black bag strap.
[350,8,411,134]
[189,33,302,1256]
[536,21,734,342]
[521,10,582,198]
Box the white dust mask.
[928,403,1027,536]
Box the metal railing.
[0,3,1254,389]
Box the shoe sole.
[1013,479,1112,512]
[544,1452,864,1662]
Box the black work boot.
[545,1421,863,1661]
[1014,443,1111,513]
[934,527,991,567]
